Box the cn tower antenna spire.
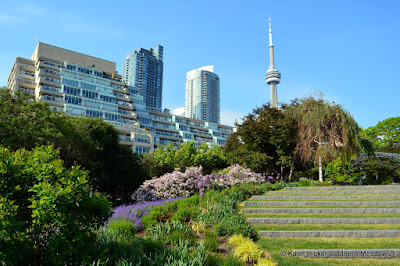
[265,15,281,108]
[268,15,274,67]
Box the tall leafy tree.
[286,96,362,165]
[224,103,297,177]
[365,117,400,152]
[0,145,111,264]
[142,142,227,177]
[0,89,147,200]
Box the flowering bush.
[132,167,203,202]
[132,164,267,201]
[108,197,181,231]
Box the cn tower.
[265,15,281,108]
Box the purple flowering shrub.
[108,197,181,231]
[132,164,267,201]
[132,167,202,202]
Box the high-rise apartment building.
[185,66,220,124]
[7,43,234,153]
[122,45,163,112]
[7,42,155,154]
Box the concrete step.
[242,208,400,214]
[281,249,400,258]
[284,185,400,191]
[259,230,400,238]
[244,200,400,206]
[251,194,400,200]
[269,189,400,195]
[248,217,400,224]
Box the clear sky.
[0,0,399,128]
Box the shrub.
[147,220,197,247]
[136,237,164,256]
[169,231,187,245]
[171,195,200,223]
[107,219,136,240]
[205,253,224,266]
[94,224,135,264]
[142,196,200,229]
[146,223,171,244]
[222,256,245,266]
[0,146,111,265]
[204,231,219,252]
[214,215,257,240]
[196,184,262,241]
[227,235,247,247]
[205,253,244,266]
[272,181,286,190]
[132,165,267,201]
[228,235,277,265]
[189,220,205,234]
[115,238,208,265]
[109,198,180,231]
[228,235,264,264]
[141,201,179,229]
[132,166,203,201]
[234,240,264,264]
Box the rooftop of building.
[148,109,233,129]
[186,65,215,76]
[31,42,117,74]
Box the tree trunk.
[288,167,293,182]
[319,155,323,182]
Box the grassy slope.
[246,198,400,202]
[252,224,400,231]
[243,213,400,218]
[238,205,400,209]
[258,237,400,266]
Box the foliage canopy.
[0,89,147,200]
[287,96,363,164]
[365,117,400,153]
[142,141,227,177]
[225,96,363,180]
[0,145,111,264]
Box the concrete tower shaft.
[265,15,281,108]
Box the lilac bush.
[108,197,182,231]
[132,166,203,202]
[132,164,268,201]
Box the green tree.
[142,142,227,177]
[0,90,62,150]
[224,104,297,177]
[365,117,400,152]
[55,115,148,200]
[0,89,147,200]
[287,96,362,165]
[0,145,111,264]
[324,156,357,182]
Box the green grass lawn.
[246,198,400,202]
[238,205,400,209]
[258,237,400,266]
[252,224,400,231]
[243,213,400,218]
[263,193,400,196]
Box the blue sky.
[0,0,399,128]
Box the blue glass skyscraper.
[122,45,163,112]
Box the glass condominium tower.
[185,66,220,124]
[122,45,163,112]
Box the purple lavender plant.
[108,197,183,231]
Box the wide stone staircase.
[242,185,400,259]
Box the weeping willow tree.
[287,96,363,175]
